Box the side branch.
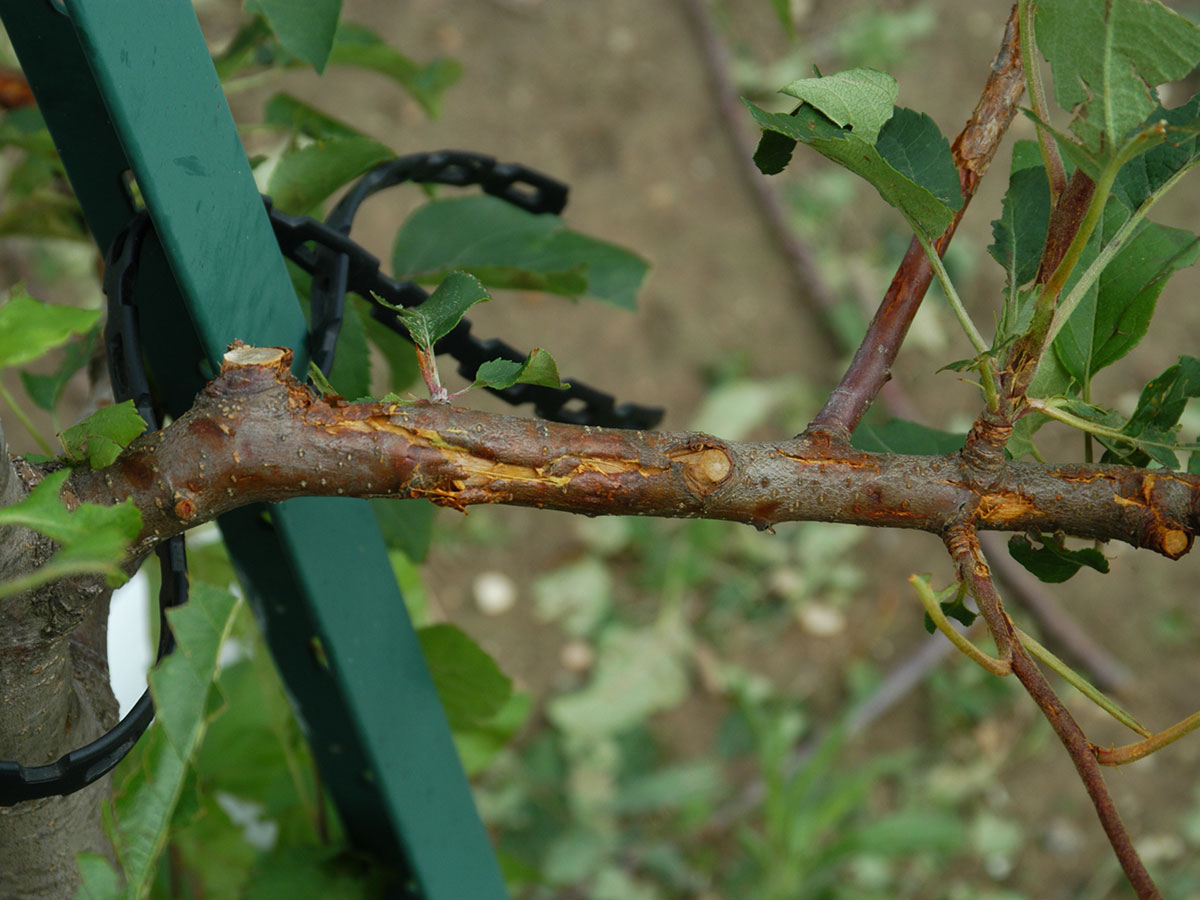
[808,4,1024,442]
[946,528,1162,900]
[62,347,1200,561]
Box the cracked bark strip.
[61,346,1200,563]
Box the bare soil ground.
[252,1,1200,897]
[7,0,1198,896]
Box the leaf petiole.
[914,233,989,356]
[1018,0,1066,201]
[1015,627,1150,737]
[908,574,1010,676]
[1028,397,1199,457]
[1035,128,1162,325]
[1094,709,1200,765]
[0,380,53,457]
[1045,155,1200,347]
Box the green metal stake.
[0,2,509,896]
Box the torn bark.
[8,344,1198,899]
[62,345,1200,562]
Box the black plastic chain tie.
[289,150,659,429]
[0,207,186,807]
[0,150,660,805]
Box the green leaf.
[1008,531,1109,583]
[370,498,435,562]
[392,195,648,310]
[851,418,965,455]
[155,789,259,898]
[874,108,963,213]
[0,469,141,598]
[1089,222,1200,375]
[72,853,122,900]
[548,621,691,738]
[0,287,100,370]
[362,303,420,393]
[1109,425,1185,469]
[266,136,393,215]
[840,811,964,855]
[1049,200,1108,388]
[327,23,462,118]
[1036,0,1200,156]
[1111,96,1200,209]
[988,165,1052,291]
[252,0,342,73]
[263,92,365,141]
[59,401,147,468]
[921,588,977,635]
[752,128,799,176]
[417,624,513,731]
[191,619,312,816]
[110,585,239,894]
[21,324,100,412]
[916,579,975,635]
[391,271,491,352]
[212,17,273,81]
[1030,110,1107,180]
[217,17,459,120]
[779,68,897,143]
[1059,396,1186,468]
[614,760,722,815]
[241,846,385,898]
[454,691,533,776]
[1010,138,1046,173]
[1107,356,1200,467]
[152,588,239,755]
[745,100,960,240]
[472,348,568,392]
[307,361,338,396]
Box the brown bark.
[0,426,117,900]
[63,346,1200,562]
[6,344,1196,898]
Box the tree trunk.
[0,423,118,900]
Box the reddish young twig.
[947,526,1162,900]
[683,0,1129,713]
[678,0,920,423]
[808,5,1025,443]
[979,531,1130,691]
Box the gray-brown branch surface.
[6,342,1200,900]
[63,345,1200,561]
[0,425,117,900]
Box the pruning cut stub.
[668,441,733,498]
[1151,523,1191,560]
[223,343,288,369]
